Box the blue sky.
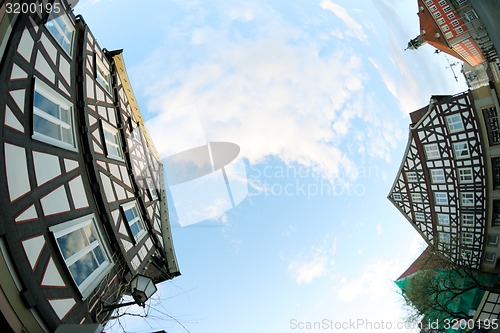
[75,1,468,332]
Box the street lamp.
[102,274,157,311]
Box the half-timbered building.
[388,89,500,274]
[0,0,180,332]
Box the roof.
[397,246,448,281]
[416,0,467,62]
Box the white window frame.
[462,232,473,245]
[411,193,422,203]
[442,24,450,32]
[95,55,112,94]
[45,5,74,56]
[101,121,123,160]
[453,142,469,159]
[437,17,446,25]
[451,19,460,27]
[439,232,450,244]
[460,192,474,206]
[487,235,499,245]
[415,212,425,221]
[50,214,113,299]
[146,178,158,201]
[437,213,450,225]
[446,114,464,133]
[458,168,473,184]
[406,172,418,182]
[462,214,474,227]
[393,193,402,201]
[431,169,445,183]
[33,79,77,151]
[425,144,440,159]
[485,252,496,263]
[435,192,448,205]
[121,201,147,242]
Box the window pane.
[34,91,59,118]
[57,229,88,259]
[34,114,60,140]
[69,252,98,286]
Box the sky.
[75,1,468,332]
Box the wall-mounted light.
[102,274,157,311]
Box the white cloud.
[288,237,337,285]
[336,259,402,303]
[320,0,367,41]
[137,2,402,188]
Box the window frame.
[425,144,440,159]
[33,79,77,151]
[406,171,418,182]
[460,192,474,207]
[435,192,448,205]
[487,235,499,245]
[453,142,469,159]
[458,167,473,184]
[45,4,74,56]
[50,214,113,299]
[431,169,445,183]
[439,232,451,244]
[462,214,474,227]
[95,54,112,94]
[462,232,474,245]
[415,212,425,222]
[411,193,422,203]
[446,114,464,133]
[437,213,450,226]
[101,121,124,161]
[121,201,147,243]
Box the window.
[122,201,147,242]
[51,215,113,298]
[443,6,452,13]
[494,200,500,226]
[442,24,450,32]
[446,114,464,133]
[406,172,418,182]
[393,193,402,201]
[483,107,500,145]
[425,144,440,159]
[460,192,474,206]
[453,142,469,159]
[46,9,74,56]
[458,168,473,184]
[429,5,437,12]
[462,214,474,227]
[435,192,448,205]
[415,212,425,221]
[487,235,499,245]
[95,55,112,94]
[102,122,123,160]
[146,178,158,201]
[438,0,446,6]
[463,9,478,21]
[438,214,450,225]
[431,169,445,183]
[485,252,496,263]
[433,11,442,18]
[492,157,500,189]
[447,12,455,19]
[455,27,464,34]
[455,0,467,5]
[462,232,473,245]
[437,17,446,25]
[439,233,450,244]
[425,0,433,5]
[33,79,76,150]
[411,193,422,203]
[451,19,460,27]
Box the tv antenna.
[444,55,459,82]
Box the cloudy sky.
[75,0,468,332]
